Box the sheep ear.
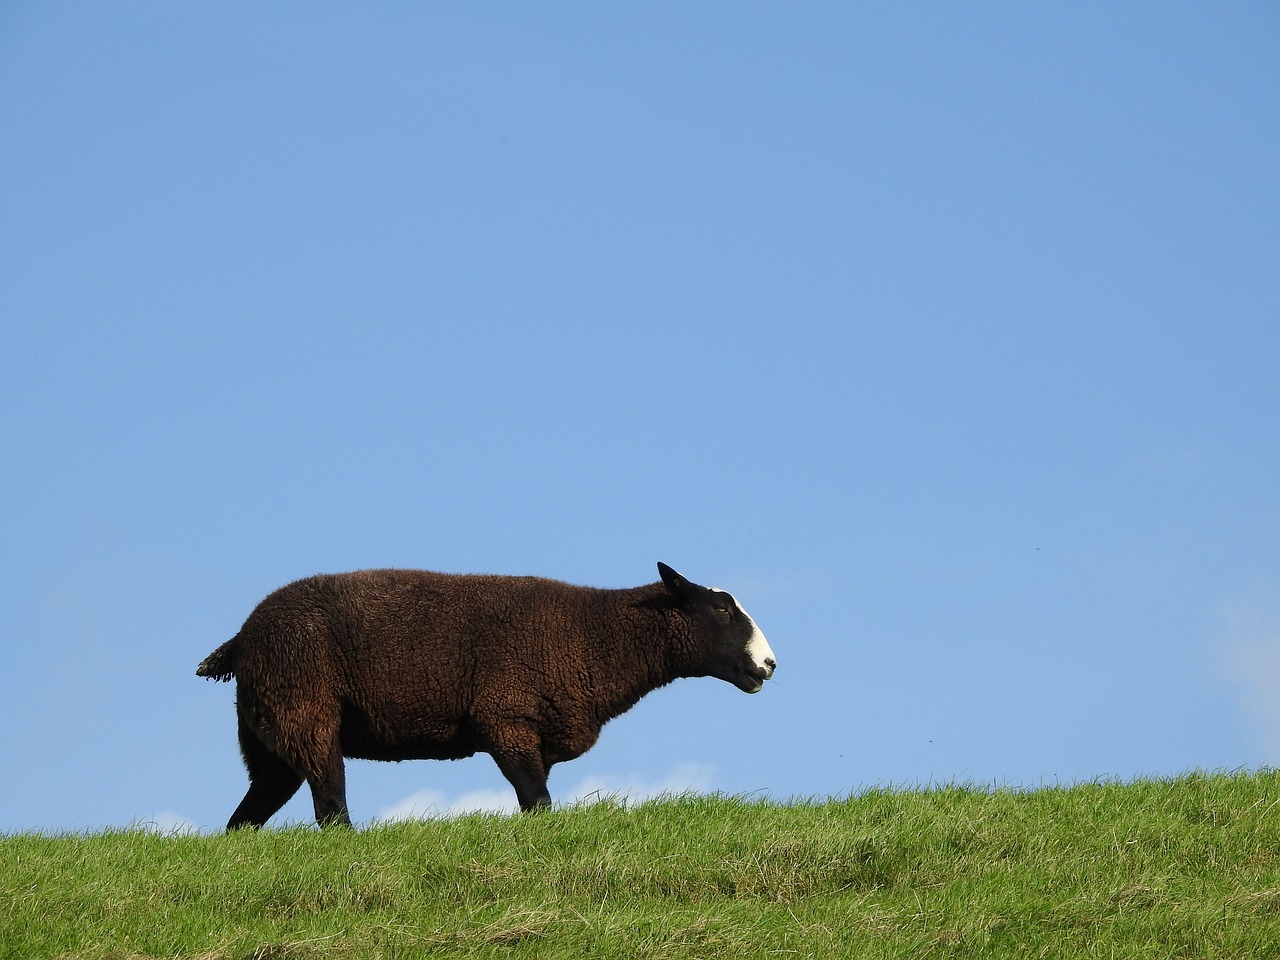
[657,562,693,597]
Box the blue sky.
[2,3,1277,832]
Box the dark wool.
[198,563,774,829]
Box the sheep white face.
[711,587,776,694]
[656,562,777,694]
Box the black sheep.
[197,562,776,828]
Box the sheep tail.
[196,637,239,682]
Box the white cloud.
[377,787,519,821]
[1219,599,1280,756]
[375,762,717,823]
[562,762,716,806]
[136,810,201,835]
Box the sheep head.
[657,561,776,694]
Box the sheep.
[197,562,776,829]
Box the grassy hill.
[3,770,1278,958]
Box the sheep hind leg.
[305,744,352,828]
[226,718,305,831]
[277,709,353,828]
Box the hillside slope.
[2,771,1278,958]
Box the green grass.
[3,770,1278,959]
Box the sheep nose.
[763,657,776,677]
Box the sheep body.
[198,563,775,828]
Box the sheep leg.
[488,733,553,811]
[302,737,352,828]
[227,716,305,830]
[494,755,552,811]
[307,770,351,827]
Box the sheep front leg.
[488,733,553,811]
